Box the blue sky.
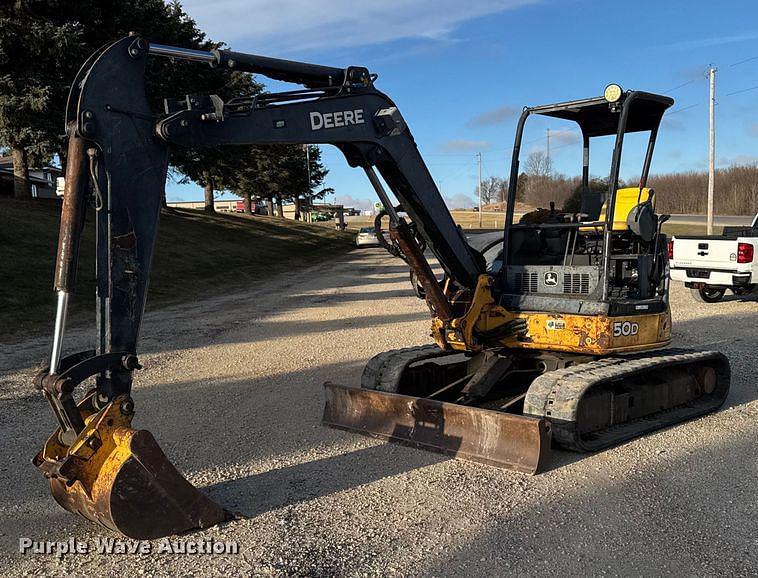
[169,0,758,209]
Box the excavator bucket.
[34,393,229,539]
[323,383,551,474]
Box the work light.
[604,83,623,103]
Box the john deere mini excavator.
[35,36,730,538]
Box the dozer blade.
[323,383,551,474]
[34,393,229,539]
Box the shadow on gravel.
[421,430,758,577]
[702,292,758,304]
[206,443,446,519]
[328,270,411,287]
[1,359,450,541]
[336,262,415,277]
[283,288,418,306]
[137,311,432,354]
[673,310,758,408]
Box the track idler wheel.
[33,393,229,539]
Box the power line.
[661,77,701,94]
[724,84,758,97]
[729,55,758,67]
[549,140,578,151]
[426,159,479,166]
[431,161,477,182]
[647,57,758,109]
[424,151,483,157]
[666,103,700,115]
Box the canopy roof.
[526,91,674,137]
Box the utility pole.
[305,144,311,191]
[305,144,312,222]
[477,152,483,228]
[546,128,551,176]
[707,65,716,235]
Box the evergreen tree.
[0,1,82,197]
[0,0,214,198]
[226,144,330,219]
[0,1,328,214]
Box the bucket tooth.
[34,394,229,539]
[323,382,551,474]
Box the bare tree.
[649,164,758,215]
[478,176,508,206]
[523,174,581,209]
[524,151,552,177]
[516,162,758,216]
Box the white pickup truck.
[669,213,757,302]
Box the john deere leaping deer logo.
[544,271,558,286]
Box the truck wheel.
[692,286,726,303]
[732,285,754,296]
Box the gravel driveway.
[1,249,756,576]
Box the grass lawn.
[0,199,353,340]
[341,214,709,236]
[661,223,707,236]
[340,211,510,232]
[0,198,712,342]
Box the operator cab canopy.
[528,90,673,138]
[505,86,674,228]
[494,86,674,302]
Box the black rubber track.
[523,348,730,452]
[361,344,457,392]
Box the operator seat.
[583,187,657,242]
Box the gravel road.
[1,249,756,577]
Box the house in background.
[167,199,270,214]
[0,156,62,198]
[166,199,242,212]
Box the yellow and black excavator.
[35,36,730,538]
